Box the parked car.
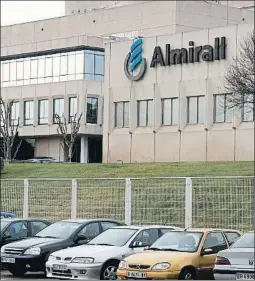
[1,218,51,249]
[0,212,16,218]
[46,225,182,280]
[117,228,242,280]
[26,157,58,163]
[213,231,254,280]
[1,218,124,277]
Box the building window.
[213,94,232,123]
[0,103,5,127]
[86,97,98,124]
[242,94,254,122]
[114,102,129,128]
[24,101,34,126]
[53,98,64,123]
[85,50,104,82]
[38,100,49,125]
[11,102,20,126]
[187,96,205,124]
[137,100,153,127]
[162,98,178,125]
[69,97,77,123]
[0,49,104,88]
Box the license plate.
[53,264,67,271]
[1,257,15,263]
[236,273,255,280]
[127,271,146,278]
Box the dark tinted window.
[31,221,49,236]
[224,232,241,245]
[5,221,28,240]
[101,221,119,231]
[202,232,228,254]
[78,222,100,239]
[133,229,159,246]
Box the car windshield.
[231,232,254,248]
[35,221,82,239]
[1,220,10,231]
[149,231,203,253]
[88,228,138,247]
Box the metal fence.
[1,177,254,232]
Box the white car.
[213,231,254,280]
[45,225,182,280]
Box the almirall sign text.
[124,37,227,81]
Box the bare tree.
[0,97,21,162]
[224,30,255,119]
[54,113,82,162]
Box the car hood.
[125,251,194,265]
[52,245,125,261]
[4,237,63,249]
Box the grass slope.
[1,161,254,178]
[1,162,254,232]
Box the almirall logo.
[124,38,147,81]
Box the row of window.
[0,49,104,88]
[0,97,98,126]
[114,94,254,128]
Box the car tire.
[100,261,119,280]
[8,266,27,277]
[178,268,196,280]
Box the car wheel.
[8,266,27,277]
[100,261,119,280]
[179,269,196,280]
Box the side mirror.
[201,248,213,256]
[74,235,88,243]
[130,241,143,248]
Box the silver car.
[45,225,182,280]
[213,231,254,280]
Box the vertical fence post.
[185,177,193,229]
[71,179,77,219]
[23,179,29,218]
[125,178,132,225]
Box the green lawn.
[1,162,254,232]
[1,161,254,178]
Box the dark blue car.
[0,212,16,218]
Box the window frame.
[114,101,129,128]
[10,101,20,126]
[241,94,254,122]
[53,98,64,124]
[24,100,34,126]
[68,96,77,123]
[86,97,98,124]
[137,99,153,127]
[213,94,233,123]
[162,97,179,126]
[38,99,49,125]
[187,96,205,124]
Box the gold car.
[117,228,242,280]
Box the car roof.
[110,225,182,230]
[60,218,123,224]
[185,228,241,233]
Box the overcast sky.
[1,1,65,26]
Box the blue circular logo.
[124,38,147,81]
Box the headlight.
[23,247,41,256]
[152,262,170,270]
[48,255,56,262]
[71,257,94,264]
[1,246,6,253]
[118,260,127,269]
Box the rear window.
[231,232,254,248]
[224,232,241,245]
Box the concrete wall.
[35,137,63,161]
[0,80,103,138]
[1,1,253,54]
[103,23,254,163]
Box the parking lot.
[1,271,47,280]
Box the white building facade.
[0,1,254,163]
